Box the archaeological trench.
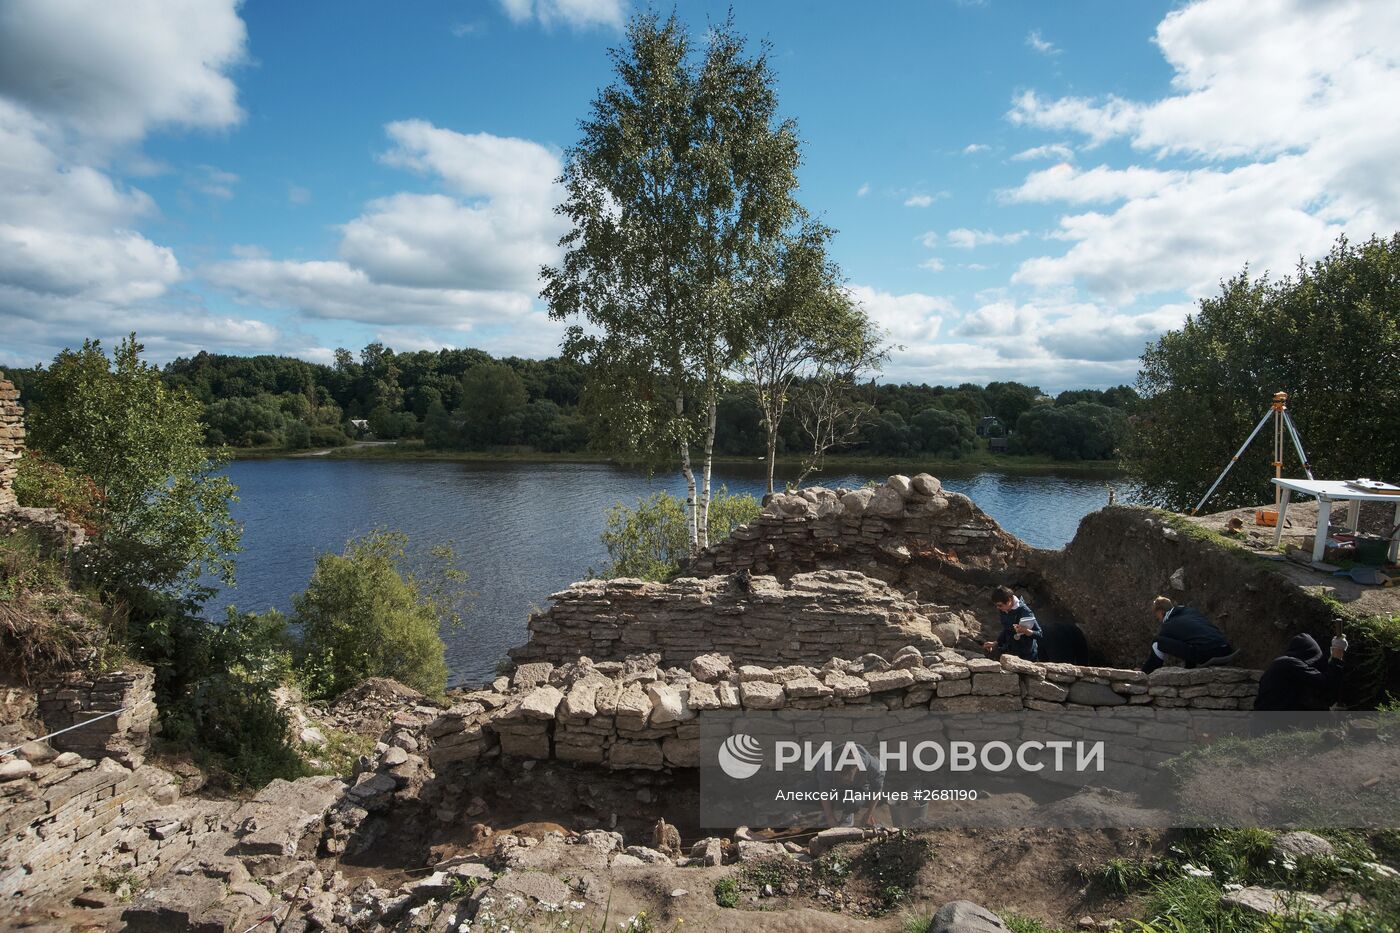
[0,372,1390,932]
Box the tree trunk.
[696,391,717,552]
[765,423,778,495]
[676,391,699,552]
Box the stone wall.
[430,648,1262,773]
[0,373,21,510]
[510,570,944,670]
[688,473,1031,580]
[36,665,158,767]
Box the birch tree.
[541,13,801,553]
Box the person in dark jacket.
[1141,596,1236,673]
[1253,633,1345,711]
[982,585,1044,661]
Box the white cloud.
[1003,163,1178,205]
[904,194,934,208]
[962,143,990,155]
[848,284,951,347]
[1010,142,1074,161]
[856,182,871,197]
[287,184,311,205]
[0,0,258,364]
[1003,0,1400,306]
[919,258,945,273]
[1026,30,1060,56]
[946,228,1029,248]
[498,0,625,30]
[0,0,246,142]
[209,121,567,331]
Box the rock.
[868,486,906,518]
[865,669,916,692]
[512,662,556,689]
[840,488,874,516]
[911,473,942,496]
[519,685,564,720]
[491,870,572,907]
[738,665,775,682]
[1220,886,1335,917]
[856,652,891,673]
[0,759,34,782]
[624,845,673,864]
[152,784,180,806]
[1067,681,1128,706]
[646,683,693,724]
[15,741,55,763]
[892,645,926,669]
[234,776,346,856]
[690,837,724,867]
[610,853,647,867]
[1270,831,1334,860]
[886,475,913,498]
[740,680,785,710]
[929,899,1011,932]
[1169,567,1186,591]
[809,827,865,854]
[299,726,327,747]
[690,654,733,683]
[670,889,689,898]
[737,840,787,862]
[53,752,82,768]
[382,746,411,767]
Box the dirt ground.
[1191,500,1400,620]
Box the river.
[212,459,1133,685]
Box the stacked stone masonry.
[511,569,945,669]
[689,473,1031,579]
[432,648,1263,773]
[36,665,159,767]
[0,373,21,510]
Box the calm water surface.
[213,459,1132,685]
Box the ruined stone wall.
[688,474,1031,581]
[1036,506,1340,671]
[0,373,21,510]
[510,570,944,669]
[430,649,1262,773]
[36,665,158,767]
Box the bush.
[309,425,350,447]
[13,449,101,531]
[599,487,761,581]
[909,407,976,457]
[292,530,463,699]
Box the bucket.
[1354,534,1389,566]
[1255,508,1278,527]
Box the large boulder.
[929,900,1011,932]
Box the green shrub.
[599,487,761,580]
[713,877,740,908]
[13,450,101,532]
[293,530,463,699]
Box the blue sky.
[3,0,1398,392]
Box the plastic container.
[1354,534,1389,566]
[1255,508,1278,527]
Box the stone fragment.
[865,669,916,692]
[740,680,785,710]
[1219,886,1335,917]
[519,686,564,720]
[646,683,693,724]
[0,759,34,782]
[690,837,724,867]
[809,827,865,854]
[1271,832,1334,861]
[911,473,942,496]
[512,662,555,689]
[1067,682,1128,706]
[929,900,1010,932]
[868,486,906,518]
[690,654,733,683]
[737,840,787,862]
[738,665,775,683]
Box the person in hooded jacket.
[1253,633,1346,711]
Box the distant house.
[988,436,1009,452]
[976,416,1005,438]
[348,418,370,438]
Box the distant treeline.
[7,345,1138,462]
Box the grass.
[714,877,740,908]
[0,531,111,681]
[305,726,376,778]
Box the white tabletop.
[1272,478,1400,502]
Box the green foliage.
[1012,402,1128,461]
[0,532,103,679]
[457,362,528,448]
[909,407,978,457]
[599,487,760,580]
[13,449,101,531]
[154,606,306,790]
[1340,613,1400,709]
[28,335,239,597]
[292,530,464,699]
[1128,233,1400,511]
[713,876,741,908]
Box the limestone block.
[1067,682,1128,706]
[687,682,720,710]
[936,678,972,697]
[865,669,915,692]
[609,740,664,770]
[823,672,870,698]
[1026,680,1069,702]
[519,686,564,720]
[740,680,785,710]
[646,683,694,725]
[690,654,733,682]
[513,663,555,689]
[971,672,1020,696]
[911,473,942,496]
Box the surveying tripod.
[1191,391,1314,516]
